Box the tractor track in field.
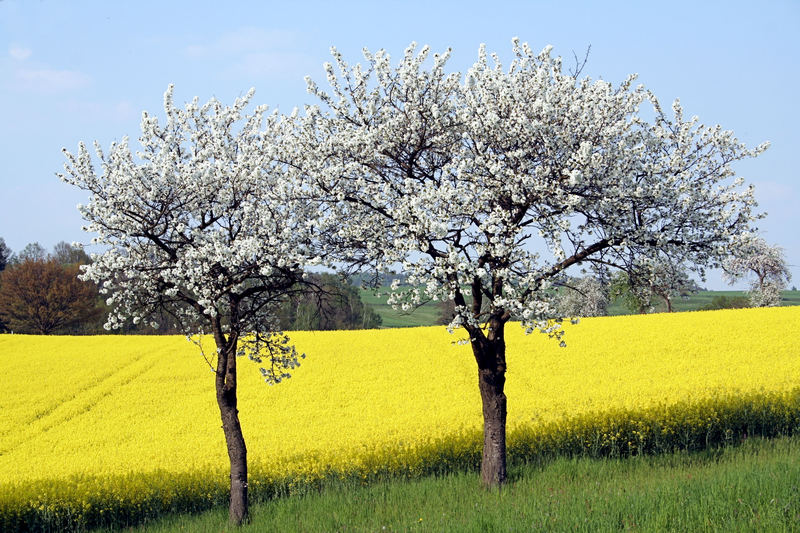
[0,351,156,457]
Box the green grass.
[358,288,441,328]
[607,290,800,315]
[361,288,800,327]
[111,435,800,532]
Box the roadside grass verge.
[115,434,800,532]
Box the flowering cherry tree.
[610,257,697,313]
[299,40,767,486]
[557,276,608,317]
[59,87,318,525]
[639,258,697,312]
[724,236,791,306]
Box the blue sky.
[1,0,797,289]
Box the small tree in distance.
[0,258,101,334]
[52,240,91,266]
[298,40,767,487]
[60,87,322,525]
[609,271,653,314]
[723,236,791,307]
[0,237,10,332]
[609,258,697,314]
[0,238,11,272]
[645,259,698,312]
[277,273,382,330]
[15,242,47,263]
[557,276,608,318]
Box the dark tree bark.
[470,317,508,488]
[213,327,248,526]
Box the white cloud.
[13,67,90,92]
[1,45,91,93]
[8,45,32,61]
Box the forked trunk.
[215,338,248,526]
[471,324,508,488]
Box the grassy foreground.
[111,435,800,532]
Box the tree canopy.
[724,236,791,307]
[60,87,325,525]
[297,40,767,486]
[0,258,101,334]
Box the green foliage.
[702,295,751,310]
[608,271,651,314]
[4,388,799,532]
[278,273,382,331]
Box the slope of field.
[1,307,799,530]
[359,288,800,326]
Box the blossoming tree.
[724,236,791,306]
[557,276,608,317]
[60,87,318,525]
[299,40,767,487]
[610,257,697,313]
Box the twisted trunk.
[214,328,248,526]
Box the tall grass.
[116,434,800,532]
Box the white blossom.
[724,235,791,307]
[60,85,322,382]
[298,40,764,341]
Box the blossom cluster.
[61,39,767,354]
[299,39,767,337]
[723,235,791,307]
[59,86,319,380]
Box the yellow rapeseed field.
[1,306,799,529]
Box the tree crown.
[298,40,767,338]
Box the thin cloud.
[8,45,32,61]
[13,67,90,92]
[753,180,797,208]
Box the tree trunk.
[470,322,508,488]
[214,337,248,526]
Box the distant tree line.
[0,237,381,334]
[540,238,792,318]
[277,273,382,330]
[0,239,103,334]
[432,240,792,322]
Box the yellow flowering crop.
[1,306,799,530]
